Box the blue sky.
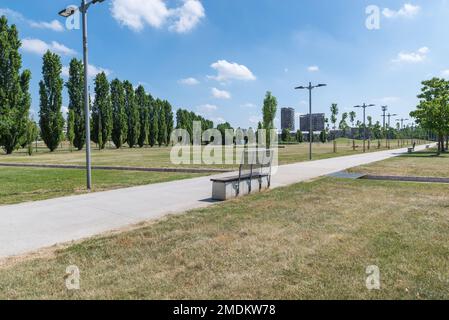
[2,0,449,129]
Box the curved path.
[0,145,430,258]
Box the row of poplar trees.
[0,16,38,155]
[66,58,175,151]
[41,53,176,152]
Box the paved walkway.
[0,145,430,258]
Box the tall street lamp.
[354,104,375,153]
[59,0,106,190]
[381,105,388,148]
[386,113,398,149]
[295,82,327,161]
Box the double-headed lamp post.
[59,0,106,190]
[386,113,398,149]
[354,103,375,153]
[295,82,327,161]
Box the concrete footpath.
[0,145,429,258]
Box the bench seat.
[211,173,270,201]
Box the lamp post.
[381,106,388,148]
[295,82,327,161]
[59,0,106,190]
[354,103,375,153]
[396,118,409,146]
[386,113,397,149]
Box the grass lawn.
[0,176,447,299]
[349,148,449,178]
[0,167,202,205]
[0,139,420,169]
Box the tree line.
[0,16,214,155]
[41,52,177,151]
[0,16,37,155]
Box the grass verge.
[0,177,447,299]
[0,167,203,205]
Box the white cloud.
[249,115,261,124]
[377,96,401,104]
[21,38,76,56]
[62,64,112,78]
[441,70,449,78]
[197,104,218,114]
[29,20,64,32]
[169,0,205,33]
[211,87,231,99]
[110,0,204,33]
[179,77,199,85]
[392,47,429,64]
[383,3,420,19]
[307,65,319,72]
[241,103,256,108]
[212,117,226,124]
[209,60,256,82]
[0,8,64,32]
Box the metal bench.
[211,149,273,201]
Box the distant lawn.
[349,148,449,178]
[0,139,421,169]
[0,167,202,205]
[0,177,447,299]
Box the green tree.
[0,16,32,154]
[411,78,449,154]
[281,128,291,142]
[217,122,233,145]
[330,103,338,152]
[110,79,127,148]
[91,72,112,150]
[135,85,149,147]
[39,51,64,152]
[157,100,167,146]
[67,109,75,151]
[164,100,174,146]
[295,130,303,143]
[65,58,85,150]
[262,91,277,147]
[149,102,158,147]
[339,112,349,137]
[320,130,327,143]
[25,119,38,156]
[123,81,140,148]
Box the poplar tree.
[136,85,149,148]
[91,72,112,150]
[39,51,64,152]
[149,101,158,147]
[262,91,277,147]
[67,109,75,151]
[111,79,127,148]
[164,100,174,145]
[123,80,139,148]
[0,16,32,154]
[157,100,167,146]
[65,58,85,150]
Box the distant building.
[281,107,295,132]
[300,113,325,132]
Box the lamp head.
[59,6,77,17]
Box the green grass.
[350,148,449,178]
[0,139,421,169]
[0,167,202,205]
[1,176,448,299]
